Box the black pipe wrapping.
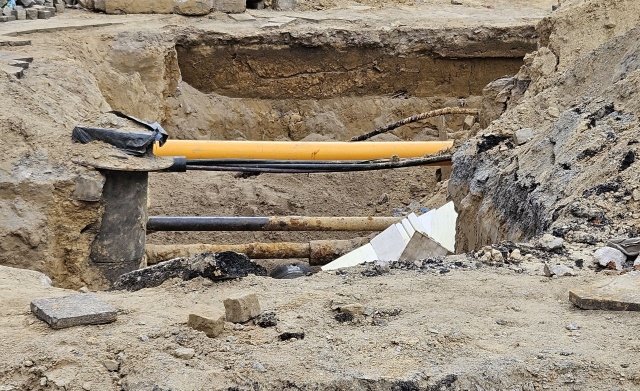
[148,216,272,232]
[181,155,451,173]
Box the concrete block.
[570,274,640,311]
[55,3,64,12]
[188,312,225,338]
[228,12,255,21]
[26,9,38,19]
[401,219,416,238]
[322,243,377,271]
[72,172,105,202]
[407,212,426,233]
[12,9,26,20]
[223,293,261,323]
[429,201,457,253]
[30,294,117,329]
[214,0,244,13]
[0,15,10,22]
[400,231,451,260]
[370,223,410,262]
[37,10,53,19]
[273,0,295,10]
[0,64,24,78]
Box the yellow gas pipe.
[153,140,453,161]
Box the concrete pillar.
[89,170,148,283]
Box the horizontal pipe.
[154,140,453,161]
[146,238,366,266]
[147,216,399,232]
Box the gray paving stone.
[30,294,117,329]
[569,273,640,311]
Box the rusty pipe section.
[147,216,399,232]
[146,237,368,266]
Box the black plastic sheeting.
[72,111,168,156]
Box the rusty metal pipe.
[147,216,399,232]
[146,237,367,266]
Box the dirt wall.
[450,0,640,252]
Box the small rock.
[233,323,245,331]
[566,322,579,331]
[254,311,277,328]
[188,312,225,338]
[102,359,119,372]
[548,107,560,118]
[538,234,564,251]
[139,334,149,342]
[335,312,353,323]
[544,263,576,277]
[514,128,535,145]
[463,115,475,130]
[490,249,504,262]
[23,360,34,367]
[496,319,508,325]
[363,307,375,317]
[337,303,364,316]
[428,328,439,334]
[510,249,523,261]
[173,348,195,360]
[82,383,92,391]
[279,331,304,341]
[252,361,267,373]
[223,294,262,323]
[594,247,627,270]
[451,0,462,4]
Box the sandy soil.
[3,0,640,390]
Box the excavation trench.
[141,27,534,264]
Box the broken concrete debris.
[323,202,457,270]
[594,246,627,271]
[543,262,575,277]
[223,293,262,323]
[537,234,564,252]
[570,273,640,311]
[111,252,267,291]
[188,312,225,338]
[30,294,117,329]
[254,311,277,328]
[173,347,195,360]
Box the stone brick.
[103,0,213,15]
[223,294,261,323]
[187,312,225,338]
[273,0,295,10]
[26,9,38,20]
[31,294,117,329]
[37,10,53,19]
[12,9,27,20]
[215,0,245,13]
